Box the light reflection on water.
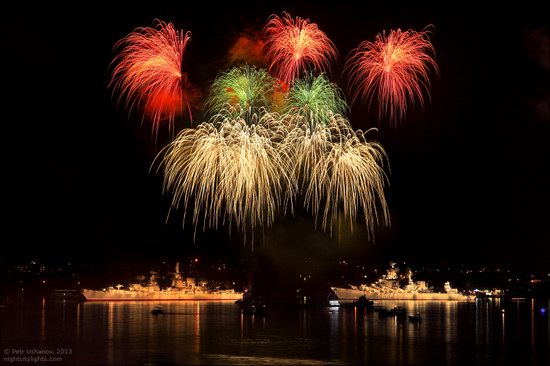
[1,298,548,365]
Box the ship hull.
[82,289,243,302]
[331,287,470,302]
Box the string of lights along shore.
[108,11,438,246]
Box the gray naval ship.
[331,262,471,303]
[82,262,243,302]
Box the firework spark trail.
[204,65,276,118]
[109,19,192,137]
[276,72,389,238]
[285,112,341,192]
[115,17,393,244]
[282,72,350,195]
[153,108,296,242]
[345,26,438,124]
[282,72,348,126]
[300,117,390,239]
[263,11,337,87]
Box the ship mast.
[171,262,185,289]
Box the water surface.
[1,298,548,365]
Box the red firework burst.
[263,11,337,87]
[345,26,439,124]
[109,19,192,137]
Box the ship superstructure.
[82,262,243,301]
[331,262,470,302]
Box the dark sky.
[5,2,549,271]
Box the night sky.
[5,3,549,271]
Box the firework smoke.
[227,34,266,67]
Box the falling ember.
[152,108,296,245]
[345,26,439,124]
[263,11,337,87]
[307,126,390,239]
[285,113,390,239]
[109,19,192,138]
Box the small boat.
[378,308,392,317]
[378,306,406,318]
[49,289,85,301]
[151,306,165,315]
[390,306,406,316]
[241,303,269,317]
[408,312,422,323]
[353,295,374,311]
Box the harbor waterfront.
[5,3,548,365]
[1,296,547,365]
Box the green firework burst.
[282,72,348,125]
[205,65,276,118]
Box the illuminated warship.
[82,262,243,302]
[331,262,470,302]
